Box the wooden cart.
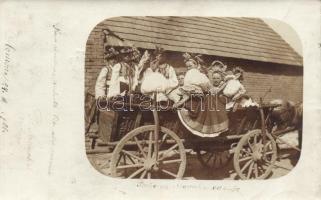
[88,93,301,180]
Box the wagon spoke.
[147,131,153,159]
[159,133,169,148]
[254,163,259,178]
[264,141,272,147]
[121,150,144,163]
[110,126,186,179]
[140,170,147,179]
[264,151,274,156]
[239,156,252,162]
[134,136,147,159]
[240,159,252,173]
[117,163,144,169]
[127,154,137,165]
[241,148,253,156]
[247,161,254,179]
[127,167,145,179]
[257,163,266,173]
[123,153,127,165]
[161,169,178,178]
[116,153,123,166]
[247,138,255,151]
[162,159,182,164]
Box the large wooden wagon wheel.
[196,150,232,169]
[233,129,277,180]
[110,125,186,179]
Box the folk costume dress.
[177,68,229,137]
[223,74,253,110]
[140,63,178,102]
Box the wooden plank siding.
[104,26,299,64]
[100,17,302,66]
[103,22,295,55]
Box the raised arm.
[136,50,150,75]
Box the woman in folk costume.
[207,62,228,97]
[140,47,179,102]
[172,53,212,108]
[177,55,229,137]
[107,46,149,98]
[223,66,258,111]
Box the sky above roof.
[263,19,302,56]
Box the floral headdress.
[208,60,227,73]
[119,46,141,62]
[232,66,244,80]
[182,52,204,66]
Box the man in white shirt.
[95,47,119,99]
[93,48,120,146]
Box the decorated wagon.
[89,89,301,180]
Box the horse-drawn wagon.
[85,90,302,180]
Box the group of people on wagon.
[95,46,256,111]
[94,45,259,137]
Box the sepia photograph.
[84,17,303,180]
[1,1,321,199]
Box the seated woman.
[208,60,228,94]
[140,47,179,102]
[176,56,229,137]
[223,67,257,111]
[172,53,212,108]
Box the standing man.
[95,47,119,99]
[94,47,120,146]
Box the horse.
[269,99,303,129]
[269,99,303,148]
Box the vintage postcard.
[0,1,320,199]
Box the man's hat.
[104,47,120,59]
[120,46,141,62]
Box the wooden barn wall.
[85,24,105,95]
[101,17,302,66]
[163,52,303,103]
[85,21,303,104]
